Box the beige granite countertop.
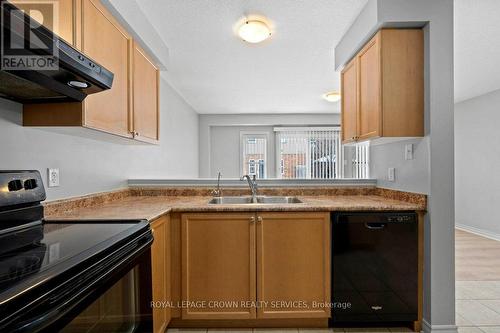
[45,194,426,222]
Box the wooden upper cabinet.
[13,0,77,46]
[81,0,131,137]
[56,0,78,46]
[358,33,382,141]
[341,58,358,144]
[340,29,424,144]
[181,213,256,320]
[151,215,170,333]
[381,29,424,137]
[256,212,331,319]
[22,0,160,143]
[132,42,160,143]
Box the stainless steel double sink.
[208,196,303,205]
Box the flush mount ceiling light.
[238,19,271,43]
[322,91,341,103]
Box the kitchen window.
[241,133,267,179]
[275,127,343,179]
[239,127,369,179]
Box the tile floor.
[167,329,413,333]
[456,230,500,333]
[167,230,500,333]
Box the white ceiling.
[454,0,500,103]
[135,0,500,113]
[136,0,367,114]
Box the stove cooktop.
[0,220,147,298]
[0,172,154,332]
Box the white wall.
[0,73,199,201]
[370,138,430,194]
[209,125,274,178]
[455,89,500,237]
[199,113,340,178]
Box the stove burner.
[0,245,46,293]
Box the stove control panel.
[0,171,46,208]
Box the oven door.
[48,239,152,333]
[56,251,153,333]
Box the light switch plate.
[48,168,60,187]
[388,167,395,182]
[405,144,414,160]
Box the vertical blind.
[353,142,370,179]
[274,127,342,179]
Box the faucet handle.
[212,172,222,197]
[211,188,221,197]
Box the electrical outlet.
[48,168,60,187]
[405,144,414,160]
[387,167,395,182]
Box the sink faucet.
[240,174,258,203]
[211,172,222,197]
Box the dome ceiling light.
[238,19,272,44]
[323,91,341,103]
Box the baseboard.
[456,223,500,242]
[422,319,458,333]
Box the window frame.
[239,131,269,179]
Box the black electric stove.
[0,171,153,333]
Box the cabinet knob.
[257,216,263,223]
[250,216,256,223]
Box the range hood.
[0,1,114,103]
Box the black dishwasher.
[330,212,418,326]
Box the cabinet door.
[341,58,358,144]
[151,216,169,333]
[133,43,159,143]
[81,0,132,137]
[13,0,76,45]
[358,33,382,140]
[181,213,256,320]
[257,212,330,319]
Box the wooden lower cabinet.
[181,213,256,320]
[151,215,171,333]
[179,212,331,322]
[257,212,331,319]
